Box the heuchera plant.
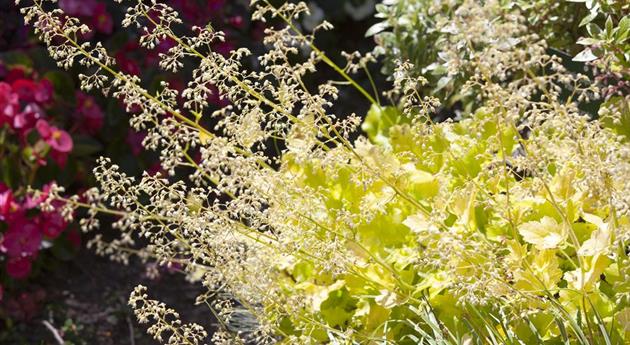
[0,0,263,324]
[15,0,630,344]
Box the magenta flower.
[227,15,245,29]
[92,3,113,34]
[213,40,235,57]
[4,67,27,84]
[206,83,230,107]
[37,211,67,239]
[49,150,69,168]
[6,256,33,280]
[35,79,54,104]
[58,0,98,16]
[76,91,104,134]
[115,53,141,76]
[23,182,53,209]
[1,220,41,258]
[0,189,14,220]
[0,82,20,126]
[36,119,73,153]
[13,103,45,135]
[126,129,146,156]
[0,188,24,223]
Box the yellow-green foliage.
[272,105,630,343]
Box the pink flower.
[0,189,23,223]
[0,82,20,126]
[0,189,14,219]
[23,183,53,209]
[227,16,245,29]
[37,211,67,239]
[36,119,73,153]
[13,103,45,135]
[75,91,104,134]
[1,219,41,258]
[6,257,32,279]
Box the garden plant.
[4,0,630,343]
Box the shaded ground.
[1,248,214,345]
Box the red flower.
[4,289,46,321]
[11,79,53,104]
[66,229,81,249]
[36,119,73,153]
[11,79,37,102]
[76,91,104,134]
[4,68,27,84]
[6,256,32,279]
[1,219,41,258]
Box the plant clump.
[16,0,630,343]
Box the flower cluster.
[0,66,79,297]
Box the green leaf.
[587,23,602,37]
[361,104,407,146]
[0,51,33,68]
[43,71,76,103]
[71,135,103,156]
[435,75,452,92]
[576,37,600,46]
[579,10,599,27]
[605,16,614,37]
